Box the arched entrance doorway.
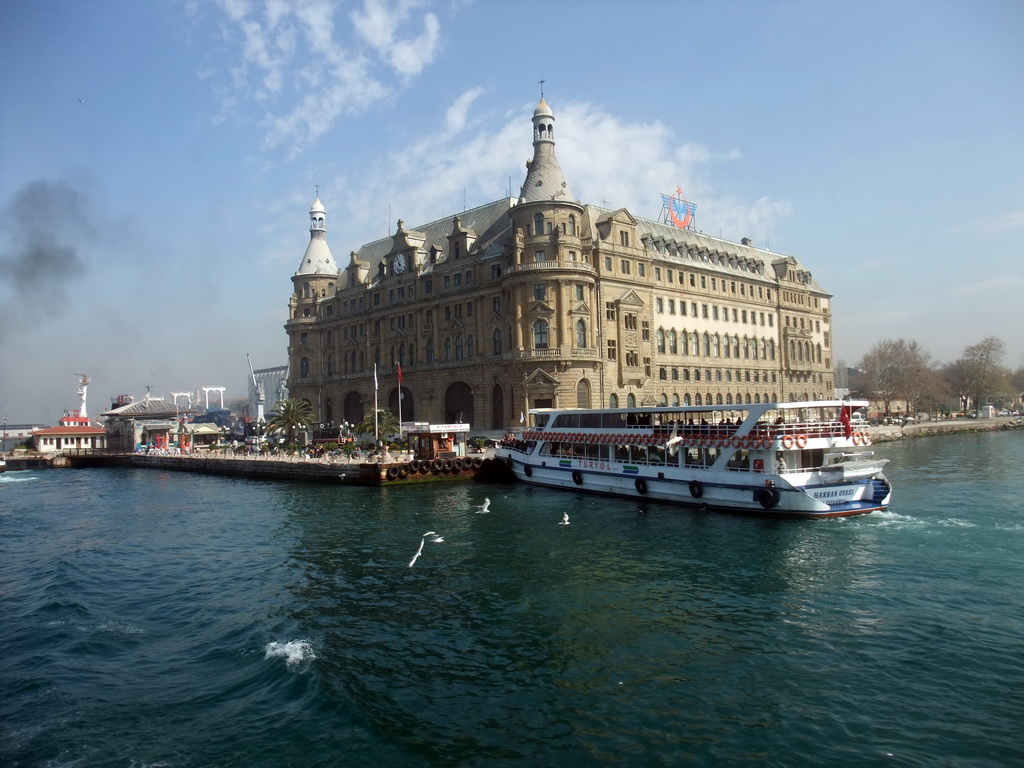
[387,386,415,422]
[343,391,364,425]
[444,381,474,426]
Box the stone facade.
[285,98,834,432]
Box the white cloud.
[984,209,1024,233]
[445,87,484,133]
[210,0,442,157]
[350,0,442,78]
[953,274,1022,296]
[315,96,792,251]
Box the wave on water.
[264,639,316,669]
[0,474,39,484]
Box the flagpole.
[397,365,403,443]
[374,363,379,442]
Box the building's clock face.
[393,253,406,274]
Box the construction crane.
[247,353,265,424]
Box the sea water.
[1,429,1022,767]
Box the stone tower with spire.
[286,196,339,404]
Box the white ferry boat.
[494,400,891,518]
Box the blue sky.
[1,0,1021,423]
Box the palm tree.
[354,408,401,442]
[265,398,314,446]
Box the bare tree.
[953,337,1006,414]
[857,339,934,416]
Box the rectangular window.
[642,320,650,341]
[668,299,676,315]
[443,276,450,289]
[702,304,709,319]
[742,310,748,323]
[607,339,617,360]
[389,289,395,303]
[712,306,719,320]
[620,260,631,274]
[690,302,697,316]
[606,302,616,321]
[689,273,696,287]
[533,284,545,301]
[466,302,473,317]
[680,301,687,317]
[493,296,500,314]
[638,263,645,277]
[453,273,462,287]
[373,293,380,306]
[398,287,405,299]
[711,278,717,290]
[667,269,673,283]
[425,309,432,326]
[655,267,662,280]
[701,275,707,288]
[605,256,612,271]
[569,250,577,261]
[425,279,433,294]
[445,307,451,320]
[491,264,501,279]
[656,298,664,313]
[535,250,546,262]
[576,284,584,301]
[620,230,630,247]
[466,270,473,285]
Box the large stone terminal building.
[285,97,834,431]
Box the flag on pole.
[373,363,378,391]
[839,405,853,439]
[397,364,403,383]
[520,411,525,424]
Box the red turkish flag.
[839,405,853,438]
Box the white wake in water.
[264,639,316,668]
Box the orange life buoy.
[781,434,795,449]
[861,432,870,445]
[795,434,808,449]
[852,432,862,445]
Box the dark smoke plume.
[0,180,93,331]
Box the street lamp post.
[2,411,8,457]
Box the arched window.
[751,337,758,360]
[576,319,587,348]
[672,393,680,406]
[627,393,636,408]
[426,339,435,363]
[657,329,666,353]
[703,333,711,356]
[302,282,310,298]
[568,214,576,236]
[455,335,464,360]
[716,393,723,405]
[691,332,699,356]
[684,393,692,406]
[712,334,720,357]
[533,319,549,349]
[769,340,776,361]
[444,337,452,361]
[694,393,702,406]
[399,344,406,366]
[609,393,619,409]
[726,393,733,405]
[300,357,310,377]
[659,393,668,406]
[669,330,678,355]
[576,379,591,409]
[493,328,503,356]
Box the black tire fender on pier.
[431,459,444,472]
[386,465,400,480]
[472,457,484,469]
[398,465,409,479]
[635,478,648,495]
[689,480,704,499]
[524,464,533,478]
[572,471,583,486]
[409,459,421,472]
[757,487,780,510]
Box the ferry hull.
[496,399,892,519]
[499,455,888,518]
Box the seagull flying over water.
[559,512,570,525]
[408,532,443,567]
[475,497,491,514]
